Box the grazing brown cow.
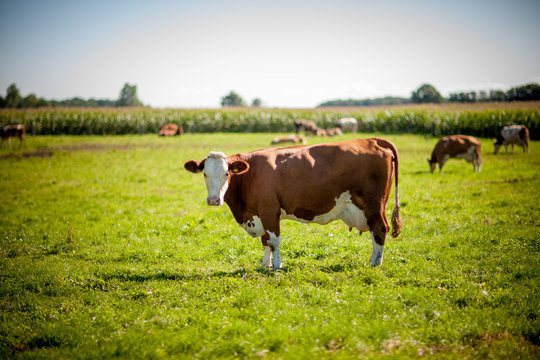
[184,138,401,269]
[494,125,529,154]
[271,135,307,145]
[428,135,482,173]
[159,123,183,136]
[325,127,343,137]
[294,120,320,136]
[0,124,26,148]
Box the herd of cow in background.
[1,119,531,174]
[268,118,531,173]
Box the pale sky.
[1,0,539,108]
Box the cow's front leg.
[261,237,272,268]
[261,232,282,270]
[267,231,282,270]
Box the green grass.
[1,133,539,359]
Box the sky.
[1,0,539,108]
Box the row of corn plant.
[1,106,539,139]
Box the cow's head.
[493,135,504,154]
[427,159,437,173]
[184,152,249,206]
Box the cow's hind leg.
[370,233,385,266]
[367,211,390,266]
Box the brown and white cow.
[428,135,482,173]
[325,127,343,137]
[159,123,183,136]
[184,138,402,269]
[271,135,307,145]
[494,125,529,154]
[294,120,320,136]
[0,124,26,148]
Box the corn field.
[1,105,539,139]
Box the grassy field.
[0,133,539,359]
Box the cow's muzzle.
[207,197,222,206]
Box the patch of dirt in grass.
[0,142,178,159]
[0,149,53,159]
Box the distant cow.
[184,138,401,269]
[494,125,529,154]
[159,123,183,137]
[325,127,343,137]
[428,135,482,173]
[0,124,26,148]
[271,135,307,145]
[336,117,358,133]
[294,120,320,136]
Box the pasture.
[1,133,539,359]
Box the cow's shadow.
[96,263,352,283]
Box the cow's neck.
[224,175,247,224]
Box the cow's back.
[502,125,529,143]
[434,135,478,156]
[229,138,394,219]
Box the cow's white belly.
[454,145,476,162]
[281,191,368,231]
[241,215,265,238]
[240,191,369,238]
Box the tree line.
[0,83,143,108]
[319,83,540,107]
[2,82,539,109]
[220,91,262,107]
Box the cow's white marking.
[455,145,476,162]
[262,245,272,268]
[203,152,229,205]
[267,231,282,270]
[280,191,369,231]
[441,154,450,168]
[240,215,265,238]
[370,233,384,266]
[241,192,369,270]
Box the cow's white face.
[184,152,250,206]
[203,152,230,206]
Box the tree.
[5,84,21,108]
[505,83,540,101]
[117,83,143,107]
[251,98,262,107]
[22,93,38,108]
[489,90,506,102]
[411,83,443,104]
[221,91,245,107]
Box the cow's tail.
[374,138,402,238]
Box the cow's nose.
[207,197,220,206]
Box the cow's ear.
[229,160,249,175]
[184,159,205,173]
